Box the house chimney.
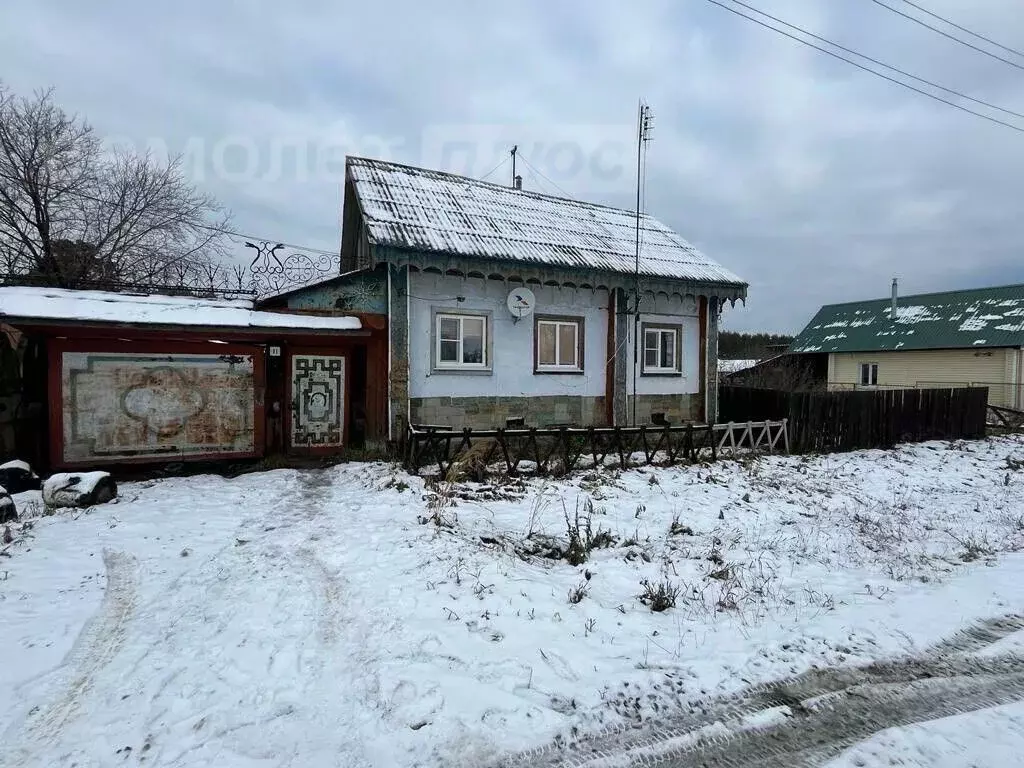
[513,174,523,190]
[891,277,898,318]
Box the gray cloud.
[2,0,1023,333]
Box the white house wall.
[407,272,609,399]
[625,296,701,397]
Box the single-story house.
[788,282,1024,408]
[0,156,748,471]
[0,287,380,470]
[260,156,748,440]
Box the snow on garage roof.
[346,157,747,290]
[0,286,362,332]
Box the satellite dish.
[506,287,536,319]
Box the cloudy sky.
[3,0,1023,332]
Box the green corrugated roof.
[790,283,1024,354]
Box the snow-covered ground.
[2,436,1024,767]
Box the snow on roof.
[718,358,759,374]
[0,286,361,332]
[790,283,1024,354]
[346,157,747,289]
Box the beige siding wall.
[1017,350,1024,409]
[829,348,1021,408]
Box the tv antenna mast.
[631,101,654,426]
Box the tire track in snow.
[10,549,139,765]
[494,613,1024,768]
[642,670,1024,767]
[923,613,1024,656]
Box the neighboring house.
[789,283,1024,409]
[263,157,748,441]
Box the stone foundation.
[410,394,702,429]
[626,394,701,425]
[410,395,608,430]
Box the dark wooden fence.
[719,386,988,453]
[405,420,789,479]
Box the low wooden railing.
[404,419,789,479]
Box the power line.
[867,0,1024,72]
[0,170,339,257]
[727,0,1024,120]
[706,0,1024,134]
[478,156,509,182]
[515,152,575,198]
[893,0,1024,60]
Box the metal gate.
[290,354,345,449]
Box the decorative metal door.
[290,354,345,448]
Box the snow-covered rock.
[0,459,41,494]
[42,471,117,508]
[0,486,15,522]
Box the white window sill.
[641,369,683,377]
[535,366,584,375]
[431,365,493,376]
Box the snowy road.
[3,436,1024,766]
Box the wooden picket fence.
[719,385,988,453]
[404,419,788,479]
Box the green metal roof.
[790,283,1024,354]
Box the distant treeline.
[719,332,792,360]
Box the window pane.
[558,323,577,366]
[660,331,675,369]
[439,317,460,341]
[644,329,659,353]
[870,365,878,385]
[462,317,484,364]
[538,323,556,365]
[439,339,459,362]
[644,347,659,368]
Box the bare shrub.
[568,579,589,604]
[638,578,680,612]
[564,497,616,566]
[946,530,995,562]
[669,513,694,537]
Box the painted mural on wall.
[291,354,345,447]
[285,266,387,314]
[61,352,256,463]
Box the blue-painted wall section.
[284,266,388,314]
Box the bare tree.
[0,84,231,289]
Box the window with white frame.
[535,316,583,372]
[642,323,682,375]
[435,312,488,370]
[858,362,878,387]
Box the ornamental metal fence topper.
[0,239,339,299]
[242,240,337,297]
